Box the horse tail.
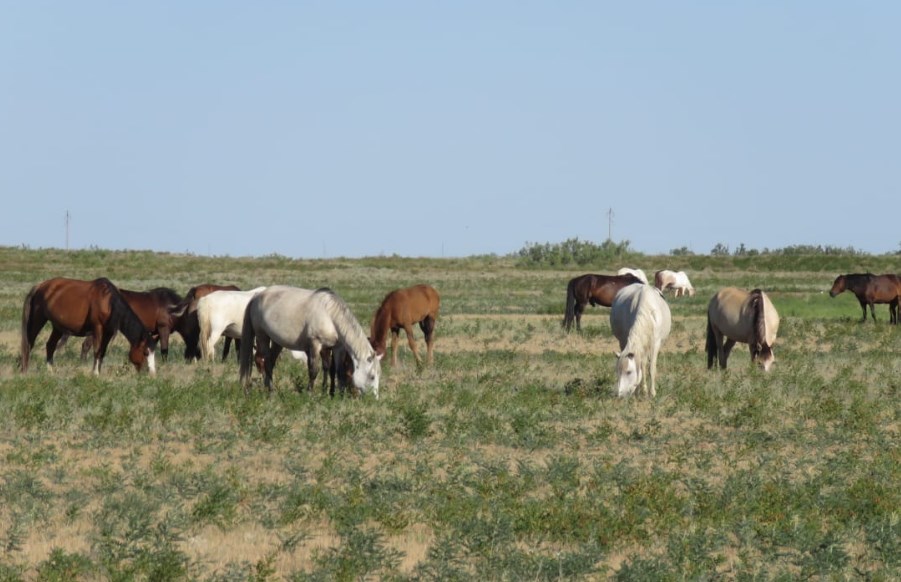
[563,278,577,330]
[20,285,39,372]
[748,289,766,352]
[198,302,213,361]
[238,299,256,387]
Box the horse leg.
[869,302,877,323]
[80,336,93,361]
[648,351,658,398]
[857,298,868,323]
[93,325,113,375]
[305,345,320,394]
[45,327,65,371]
[574,302,584,332]
[390,328,401,366]
[721,339,736,369]
[403,323,422,366]
[420,316,436,364]
[222,337,233,361]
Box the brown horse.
[370,284,440,366]
[75,287,186,360]
[20,277,157,375]
[562,273,643,331]
[829,273,901,323]
[177,283,241,360]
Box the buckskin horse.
[706,287,780,371]
[829,273,901,324]
[370,284,440,366]
[562,273,642,332]
[20,277,157,375]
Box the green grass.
[0,246,899,579]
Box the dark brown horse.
[75,287,186,360]
[562,273,643,331]
[20,277,157,375]
[370,284,440,366]
[177,283,241,360]
[829,273,901,323]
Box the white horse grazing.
[610,284,672,397]
[706,287,779,371]
[239,286,382,398]
[616,267,649,285]
[197,287,268,361]
[654,270,695,297]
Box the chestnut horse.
[20,277,157,375]
[177,283,241,360]
[562,273,642,331]
[370,284,440,366]
[829,273,901,324]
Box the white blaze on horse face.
[758,350,775,372]
[614,352,641,397]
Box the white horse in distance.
[609,284,672,397]
[654,270,695,297]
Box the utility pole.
[607,207,614,241]
[65,210,70,251]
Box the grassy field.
[0,246,899,580]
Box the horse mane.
[146,287,183,306]
[619,287,659,361]
[98,278,150,346]
[313,288,373,359]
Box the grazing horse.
[829,273,901,324]
[610,284,671,397]
[370,284,440,366]
[562,273,642,331]
[198,287,267,360]
[177,283,241,360]
[616,267,649,285]
[239,286,382,397]
[74,287,185,361]
[706,287,780,371]
[20,277,157,375]
[654,270,695,297]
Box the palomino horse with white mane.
[239,286,382,398]
[610,283,672,397]
[654,270,694,297]
[706,287,780,371]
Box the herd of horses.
[19,277,440,399]
[17,268,899,399]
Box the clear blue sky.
[2,2,899,258]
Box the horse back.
[32,277,105,334]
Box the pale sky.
[2,2,899,258]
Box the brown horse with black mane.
[176,283,241,360]
[562,273,643,331]
[20,277,157,375]
[74,286,186,361]
[370,284,440,366]
[829,273,901,323]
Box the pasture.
[0,246,898,580]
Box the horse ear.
[614,351,621,358]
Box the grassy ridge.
[0,246,899,580]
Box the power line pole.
[65,210,70,251]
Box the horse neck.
[369,305,391,352]
[106,284,149,346]
[748,291,769,348]
[321,292,373,360]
